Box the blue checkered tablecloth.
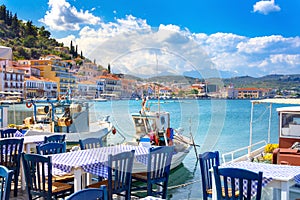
[51,144,149,178]
[221,161,300,197]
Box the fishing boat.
[127,97,194,172]
[222,98,300,164]
[12,98,112,143]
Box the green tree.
[0,5,6,21]
[38,26,51,38]
[23,35,37,47]
[11,13,19,37]
[24,21,37,36]
[178,90,185,97]
[108,63,111,73]
[190,89,199,94]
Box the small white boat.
[222,98,300,164]
[127,97,194,172]
[93,97,107,102]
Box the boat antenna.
[155,52,160,113]
[189,117,199,162]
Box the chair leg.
[162,182,168,199]
[147,183,152,196]
[125,190,130,200]
[13,173,18,197]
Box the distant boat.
[0,95,23,104]
[93,97,107,102]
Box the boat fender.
[112,127,117,135]
[57,117,73,126]
[64,117,73,126]
[26,102,32,108]
[167,128,174,145]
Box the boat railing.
[222,140,267,164]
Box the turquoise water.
[89,99,291,199]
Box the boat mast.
[268,103,272,143]
[248,101,254,157]
[155,53,160,113]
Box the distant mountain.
[223,74,300,90]
[183,70,238,79]
[128,73,300,91]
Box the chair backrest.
[21,153,53,200]
[36,142,66,155]
[1,128,18,138]
[0,138,24,171]
[44,134,66,143]
[67,186,108,200]
[79,137,103,150]
[107,150,135,199]
[147,146,174,181]
[213,166,263,200]
[0,165,13,200]
[199,151,220,200]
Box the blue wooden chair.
[21,153,74,200]
[0,165,13,200]
[36,142,66,155]
[87,150,135,200]
[79,137,103,150]
[79,137,104,182]
[36,142,74,183]
[0,128,19,138]
[131,146,174,199]
[67,186,108,200]
[213,166,263,200]
[199,151,220,200]
[0,138,24,197]
[44,134,66,143]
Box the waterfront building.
[0,64,25,96]
[226,84,238,99]
[29,59,76,97]
[120,78,137,99]
[96,74,121,98]
[237,87,263,99]
[24,76,57,98]
[78,62,102,78]
[77,81,98,99]
[159,86,173,98]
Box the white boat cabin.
[277,106,300,148]
[131,111,172,146]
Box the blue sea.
[89,99,292,199]
[8,99,297,199]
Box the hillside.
[139,74,300,91]
[0,4,74,60]
[223,74,300,90]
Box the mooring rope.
[168,180,200,189]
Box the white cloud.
[253,0,281,15]
[237,36,300,54]
[39,0,101,31]
[56,15,300,78]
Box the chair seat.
[131,172,147,180]
[50,182,73,194]
[53,174,75,182]
[206,188,239,197]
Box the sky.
[2,0,300,78]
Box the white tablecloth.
[51,144,149,178]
